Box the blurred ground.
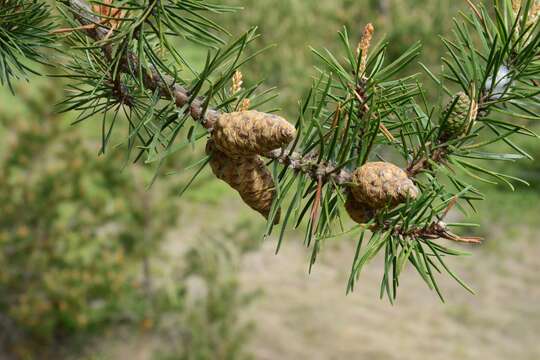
[236,185,540,360]
[86,187,540,360]
[240,233,540,360]
[204,190,540,360]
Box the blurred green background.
[1,0,539,359]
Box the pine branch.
[0,0,53,91]
[26,0,539,300]
[267,149,352,185]
[62,1,476,229]
[407,147,448,177]
[66,0,220,129]
[64,0,353,184]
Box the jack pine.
[6,0,540,300]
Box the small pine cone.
[212,110,296,156]
[350,162,419,208]
[345,193,374,224]
[206,141,279,223]
[439,92,477,141]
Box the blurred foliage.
[157,237,256,360]
[0,78,179,355]
[0,76,260,359]
[157,228,258,360]
[219,0,465,115]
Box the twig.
[67,0,220,129]
[267,149,352,185]
[406,147,447,177]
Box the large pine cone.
[206,141,279,223]
[212,110,296,156]
[439,92,477,141]
[350,162,419,208]
[345,192,374,224]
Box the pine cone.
[345,193,374,224]
[350,162,419,208]
[206,141,243,186]
[206,141,279,223]
[212,110,296,156]
[439,92,477,141]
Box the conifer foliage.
[0,0,53,91]
[1,0,539,300]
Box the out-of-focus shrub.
[0,80,178,356]
[0,73,261,359]
[156,235,259,360]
